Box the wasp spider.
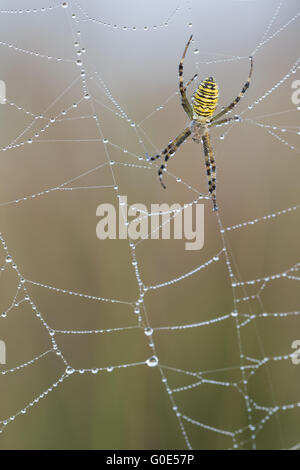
[148,35,253,211]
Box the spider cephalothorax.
[148,35,253,211]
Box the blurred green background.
[0,0,299,450]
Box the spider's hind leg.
[202,131,218,211]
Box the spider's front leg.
[147,127,191,189]
[210,56,253,123]
[178,35,194,120]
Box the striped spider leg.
[147,127,191,189]
[179,34,194,120]
[209,56,253,124]
[201,131,217,211]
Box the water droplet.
[5,255,12,263]
[144,327,153,336]
[62,2,68,7]
[106,366,113,372]
[103,138,108,144]
[146,356,158,367]
[66,366,75,375]
[194,49,199,55]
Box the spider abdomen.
[192,77,219,120]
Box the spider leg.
[179,35,194,120]
[183,73,198,93]
[202,131,218,211]
[209,115,241,128]
[210,56,253,123]
[148,127,191,189]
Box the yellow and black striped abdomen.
[192,77,219,120]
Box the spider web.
[0,0,300,450]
